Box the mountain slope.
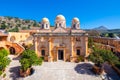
[93,26,108,31]
[0,16,40,32]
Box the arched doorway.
[9,47,16,54]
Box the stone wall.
[91,37,120,53]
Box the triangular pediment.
[52,27,67,33]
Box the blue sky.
[0,0,120,29]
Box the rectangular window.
[41,50,45,56]
[76,49,80,55]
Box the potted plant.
[19,49,43,77]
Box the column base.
[48,56,53,62]
[70,56,78,62]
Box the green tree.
[99,49,119,64]
[24,20,30,23]
[88,48,119,67]
[20,49,43,71]
[22,27,27,30]
[88,37,94,48]
[88,48,104,67]
[100,33,108,37]
[8,27,19,32]
[0,23,7,29]
[33,20,37,27]
[108,33,115,38]
[0,49,11,75]
[5,16,13,20]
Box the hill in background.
[0,16,120,36]
[93,26,108,31]
[85,26,120,38]
[0,16,40,32]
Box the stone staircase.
[0,41,25,55]
[12,42,25,54]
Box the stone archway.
[9,47,16,54]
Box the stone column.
[35,36,38,56]
[70,37,74,62]
[48,37,52,62]
[85,36,88,57]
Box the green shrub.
[88,37,94,48]
[0,71,2,75]
[33,57,43,65]
[20,58,31,71]
[0,49,9,58]
[78,56,84,62]
[115,63,120,69]
[20,49,43,71]
[40,56,44,61]
[3,73,6,78]
[88,48,119,67]
[0,49,10,75]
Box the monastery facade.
[34,15,88,62]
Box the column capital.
[48,37,53,42]
[71,37,74,41]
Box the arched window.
[73,24,76,29]
[77,24,79,29]
[59,23,62,27]
[56,24,57,27]
[10,36,16,42]
[42,24,44,28]
[46,24,48,28]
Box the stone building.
[0,31,24,54]
[34,15,88,62]
[8,32,33,45]
[92,36,120,57]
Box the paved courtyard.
[24,62,102,80]
[5,55,21,80]
[3,55,120,80]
